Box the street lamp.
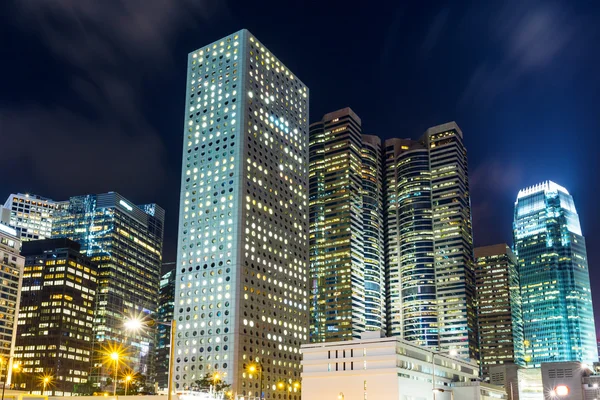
[124,316,176,400]
[432,349,458,399]
[247,362,264,400]
[277,381,300,400]
[41,375,52,395]
[211,372,221,395]
[1,359,20,400]
[124,374,133,396]
[111,352,120,397]
[338,393,344,400]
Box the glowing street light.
[124,374,134,396]
[211,372,221,394]
[338,393,344,400]
[41,375,53,394]
[111,352,120,397]
[124,316,176,400]
[1,358,21,400]
[247,362,264,400]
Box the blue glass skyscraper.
[514,181,597,367]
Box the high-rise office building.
[155,266,175,391]
[53,192,164,389]
[361,135,385,334]
[0,223,24,370]
[475,244,524,378]
[308,108,385,342]
[513,181,597,366]
[1,193,65,241]
[14,238,97,396]
[384,122,477,359]
[384,138,436,346]
[174,30,309,398]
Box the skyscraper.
[155,266,175,391]
[0,223,24,370]
[360,135,385,334]
[53,192,164,389]
[1,193,64,241]
[385,122,477,359]
[308,108,385,342]
[475,244,524,378]
[513,181,597,366]
[174,29,309,398]
[384,138,436,346]
[14,238,97,396]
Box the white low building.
[301,332,507,400]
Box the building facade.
[53,192,164,389]
[1,193,64,241]
[301,331,506,400]
[174,29,309,399]
[384,122,477,359]
[514,181,597,367]
[360,135,385,335]
[155,267,175,391]
[14,239,97,396]
[308,108,385,342]
[475,244,525,378]
[384,138,437,346]
[0,223,24,372]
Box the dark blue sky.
[2,1,600,319]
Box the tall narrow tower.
[175,30,309,399]
[384,122,477,359]
[308,108,385,342]
[514,181,597,366]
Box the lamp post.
[124,317,176,400]
[111,352,120,397]
[42,376,51,395]
[1,358,19,400]
[432,349,458,399]
[124,375,133,396]
[1,361,20,400]
[337,393,344,400]
[211,372,221,395]
[248,362,263,400]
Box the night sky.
[2,1,600,322]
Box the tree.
[193,373,231,392]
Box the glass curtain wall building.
[384,122,477,359]
[308,108,385,342]
[174,30,309,398]
[53,192,164,390]
[14,239,97,396]
[360,135,385,334]
[474,244,524,378]
[513,181,597,367]
[384,138,437,346]
[155,267,175,390]
[1,193,65,241]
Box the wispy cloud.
[420,8,450,58]
[1,0,223,197]
[459,1,579,108]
